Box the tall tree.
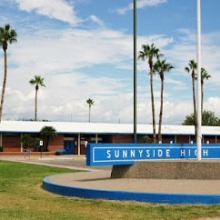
[138,44,162,143]
[40,126,56,152]
[0,24,17,122]
[182,110,220,126]
[29,75,45,121]
[86,98,94,123]
[185,60,197,141]
[154,59,174,142]
[201,68,211,113]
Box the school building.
[0,120,220,155]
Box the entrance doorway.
[64,140,75,154]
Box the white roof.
[0,120,219,135]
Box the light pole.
[133,0,137,143]
[196,0,202,160]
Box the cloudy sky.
[0,0,220,125]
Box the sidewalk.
[0,154,85,161]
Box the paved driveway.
[0,155,112,171]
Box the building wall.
[162,135,175,144]
[1,132,220,154]
[48,135,64,152]
[203,135,215,144]
[111,135,132,143]
[2,134,21,152]
[176,135,190,143]
[2,133,64,153]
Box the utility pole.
[196,0,202,160]
[133,0,137,143]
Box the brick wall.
[176,135,190,143]
[111,135,132,143]
[48,135,64,152]
[203,136,216,144]
[1,134,64,153]
[2,135,21,152]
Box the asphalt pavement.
[0,154,112,171]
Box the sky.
[0,0,220,125]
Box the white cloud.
[89,15,105,27]
[14,0,80,25]
[9,28,133,74]
[205,97,220,117]
[117,0,167,15]
[1,15,220,125]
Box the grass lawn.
[0,160,219,220]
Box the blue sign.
[86,143,220,166]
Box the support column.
[77,133,80,156]
[0,133,2,150]
[95,134,98,143]
[174,135,177,144]
[20,133,23,152]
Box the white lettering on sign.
[158,149,163,157]
[130,150,135,158]
[114,150,119,158]
[166,149,170,157]
[138,150,143,157]
[106,149,173,159]
[107,150,111,159]
[122,150,127,158]
[203,150,208,157]
[105,148,209,160]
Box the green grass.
[0,160,219,220]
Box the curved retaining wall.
[42,175,220,204]
[111,160,220,179]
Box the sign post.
[39,140,43,158]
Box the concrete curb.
[42,174,220,204]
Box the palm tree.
[201,68,211,113]
[86,98,94,122]
[185,60,197,141]
[29,75,45,121]
[40,126,56,152]
[0,24,17,123]
[154,59,174,143]
[138,44,162,143]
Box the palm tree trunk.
[89,106,91,122]
[150,71,156,143]
[35,88,38,121]
[158,78,164,143]
[0,50,7,123]
[192,78,197,142]
[201,82,204,114]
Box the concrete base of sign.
[111,160,220,180]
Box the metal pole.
[196,0,202,160]
[133,0,137,143]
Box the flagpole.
[133,0,137,143]
[196,0,202,160]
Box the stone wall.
[111,160,220,180]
